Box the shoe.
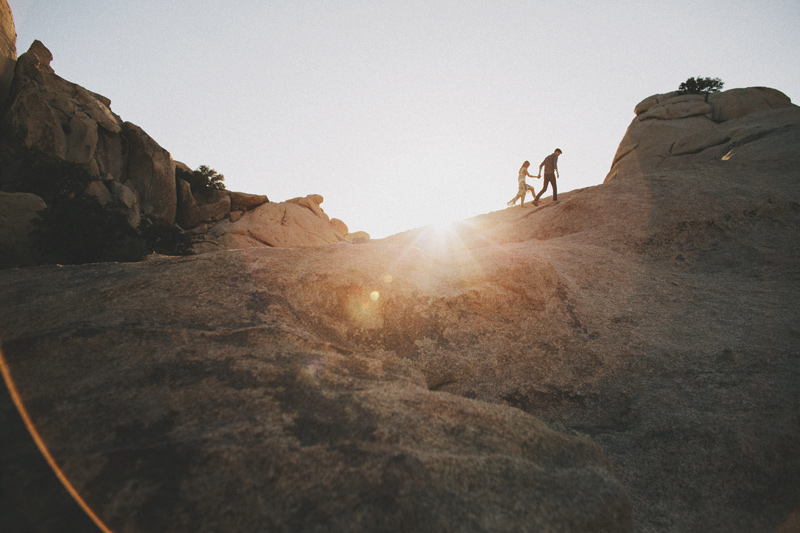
[533,199,539,206]
[507,201,514,207]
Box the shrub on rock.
[678,76,724,95]
[176,164,226,195]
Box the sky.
[7,0,800,238]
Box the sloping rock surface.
[2,90,799,532]
[0,251,631,531]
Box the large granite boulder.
[707,86,794,122]
[0,0,15,111]
[605,87,799,182]
[193,194,369,252]
[194,188,231,223]
[0,41,175,225]
[175,177,201,229]
[119,122,175,225]
[229,190,269,212]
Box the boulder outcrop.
[192,193,370,252]
[175,177,201,229]
[121,122,176,225]
[0,31,368,260]
[605,87,798,182]
[0,40,177,225]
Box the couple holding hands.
[507,148,562,208]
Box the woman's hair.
[522,160,530,166]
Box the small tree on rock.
[176,165,226,195]
[678,77,724,95]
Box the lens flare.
[370,291,380,301]
[0,349,113,533]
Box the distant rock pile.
[192,193,371,252]
[0,9,368,268]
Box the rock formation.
[0,0,14,111]
[0,26,367,262]
[192,193,371,252]
[0,39,175,226]
[2,85,799,531]
[606,87,796,182]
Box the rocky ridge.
[0,7,368,268]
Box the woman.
[507,161,538,208]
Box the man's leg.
[551,176,558,202]
[534,179,549,203]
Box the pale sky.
[8,0,800,238]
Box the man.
[534,148,562,206]
[507,161,538,208]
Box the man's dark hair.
[555,148,562,153]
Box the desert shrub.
[176,164,226,194]
[678,77,724,95]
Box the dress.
[508,165,535,206]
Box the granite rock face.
[0,248,632,532]
[605,87,798,182]
[2,91,800,531]
[0,6,368,253]
[193,193,370,252]
[0,40,176,225]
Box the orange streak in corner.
[0,349,113,533]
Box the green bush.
[176,164,226,195]
[678,77,724,95]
